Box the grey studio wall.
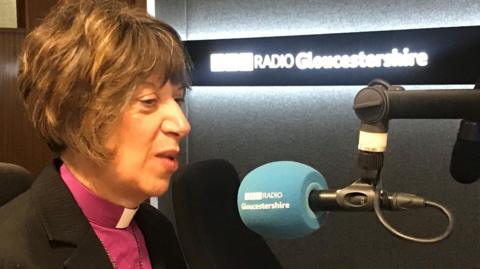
[154,1,480,269]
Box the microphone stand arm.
[347,78,480,243]
[353,78,480,186]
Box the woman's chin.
[143,180,170,198]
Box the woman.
[0,0,190,268]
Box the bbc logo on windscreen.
[244,192,263,201]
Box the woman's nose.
[161,100,191,139]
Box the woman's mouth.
[156,150,179,171]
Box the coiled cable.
[373,186,454,243]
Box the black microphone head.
[0,163,34,206]
[172,159,281,269]
[450,139,480,184]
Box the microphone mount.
[309,180,427,212]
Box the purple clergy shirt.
[60,164,153,269]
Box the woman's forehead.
[144,74,162,86]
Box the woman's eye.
[140,98,158,107]
[174,98,185,104]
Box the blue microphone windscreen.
[237,161,328,239]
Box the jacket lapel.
[136,203,188,269]
[31,159,112,269]
[62,235,113,269]
[136,204,166,269]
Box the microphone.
[237,161,329,239]
[449,121,480,183]
[449,81,480,184]
[0,163,33,206]
[237,161,443,241]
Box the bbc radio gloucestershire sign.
[184,26,480,86]
[210,48,428,72]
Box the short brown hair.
[18,0,191,163]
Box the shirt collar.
[60,164,138,229]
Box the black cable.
[373,187,454,243]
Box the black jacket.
[0,159,188,269]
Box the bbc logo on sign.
[210,53,254,72]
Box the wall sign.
[184,26,480,86]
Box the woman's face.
[103,75,190,203]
